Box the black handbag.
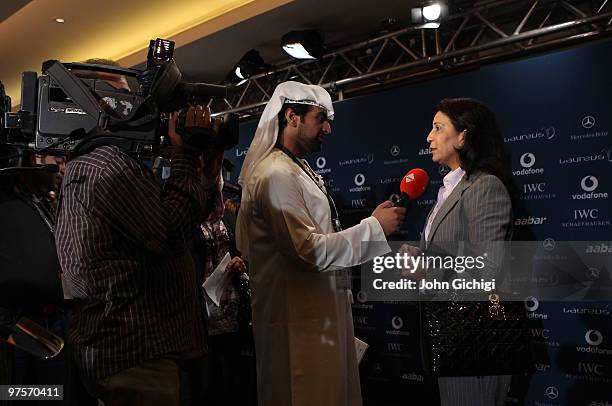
[420,293,534,377]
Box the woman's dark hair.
[437,98,518,207]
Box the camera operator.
[55,64,222,405]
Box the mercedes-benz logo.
[354,173,366,186]
[316,157,326,169]
[582,115,595,129]
[520,152,536,168]
[374,363,383,374]
[524,296,539,312]
[545,386,559,400]
[581,175,598,192]
[585,329,603,346]
[390,145,401,157]
[391,316,403,330]
[438,165,449,176]
[587,267,600,281]
[543,238,555,251]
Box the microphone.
[391,168,429,207]
[0,164,60,174]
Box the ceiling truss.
[209,0,612,118]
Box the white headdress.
[236,81,334,257]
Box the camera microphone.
[391,168,429,208]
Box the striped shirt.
[55,145,208,381]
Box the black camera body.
[2,38,239,157]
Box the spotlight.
[230,49,268,83]
[411,2,447,29]
[281,30,325,60]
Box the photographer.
[55,61,222,405]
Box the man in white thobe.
[236,82,406,406]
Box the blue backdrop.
[230,39,612,405]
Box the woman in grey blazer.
[422,98,517,406]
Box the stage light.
[281,30,325,60]
[422,4,442,21]
[411,2,447,29]
[231,49,267,83]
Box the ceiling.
[1,0,424,107]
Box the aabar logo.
[514,216,547,226]
[585,244,612,254]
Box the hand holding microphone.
[372,201,406,235]
[391,168,429,207]
[373,168,429,235]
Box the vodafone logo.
[581,175,599,192]
[354,173,365,186]
[316,157,326,169]
[524,296,539,312]
[356,291,368,303]
[391,316,403,330]
[585,330,604,346]
[520,153,536,168]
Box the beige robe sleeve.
[257,167,390,272]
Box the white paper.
[355,337,369,364]
[203,252,232,306]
